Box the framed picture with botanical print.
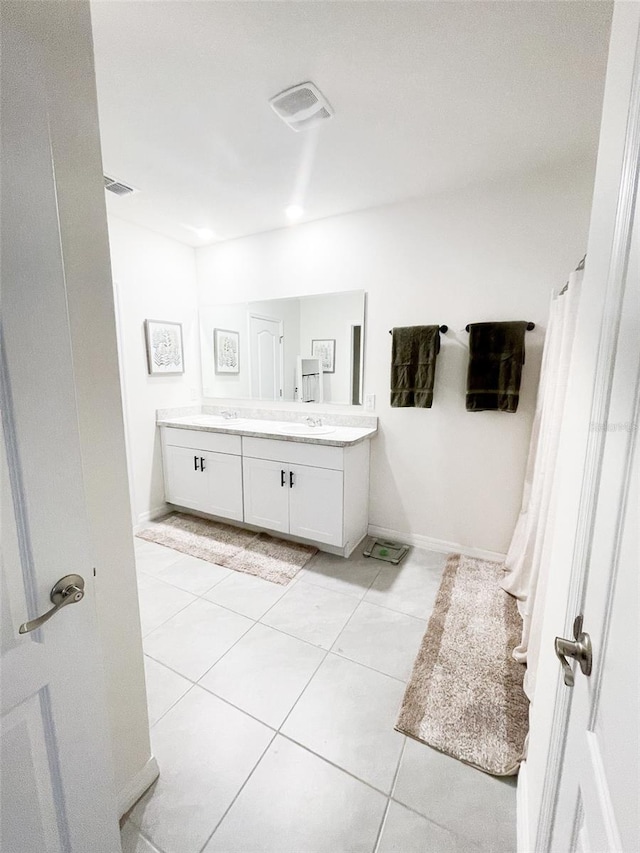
[144,319,184,375]
[311,338,335,373]
[214,328,240,374]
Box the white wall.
[197,160,595,554]
[108,216,200,525]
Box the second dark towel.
[391,325,441,408]
[466,321,529,413]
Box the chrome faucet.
[221,409,238,420]
[305,416,322,428]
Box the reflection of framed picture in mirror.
[214,328,240,374]
[311,338,335,373]
[144,319,184,375]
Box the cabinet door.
[288,463,344,547]
[202,451,243,522]
[243,457,289,533]
[163,444,210,510]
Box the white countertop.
[157,415,377,447]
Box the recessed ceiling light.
[195,227,216,241]
[285,204,304,222]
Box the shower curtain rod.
[560,253,587,295]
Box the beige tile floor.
[122,537,517,853]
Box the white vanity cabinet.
[242,437,368,553]
[161,428,243,521]
[243,456,343,546]
[160,424,371,556]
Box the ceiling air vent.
[103,175,137,197]
[269,82,333,132]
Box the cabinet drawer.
[242,437,344,471]
[162,427,241,455]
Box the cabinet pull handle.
[194,455,200,471]
[281,469,286,487]
[200,456,205,472]
[289,471,295,488]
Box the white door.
[163,444,211,510]
[1,3,120,848]
[550,176,639,853]
[289,464,344,547]
[243,457,289,533]
[525,7,640,851]
[250,315,283,400]
[203,451,244,522]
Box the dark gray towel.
[390,325,441,408]
[466,321,528,413]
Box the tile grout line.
[145,670,196,730]
[140,670,501,853]
[150,610,256,687]
[140,554,440,626]
[195,730,279,853]
[134,545,455,852]
[143,569,417,732]
[326,648,407,683]
[387,734,407,801]
[273,583,368,733]
[277,731,399,800]
[371,729,408,853]
[385,792,490,847]
[140,593,202,641]
[142,567,430,687]
[144,611,334,699]
[191,587,399,848]
[189,580,327,686]
[371,799,392,853]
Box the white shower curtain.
[501,267,583,700]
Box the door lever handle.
[554,615,592,687]
[19,574,85,635]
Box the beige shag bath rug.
[137,513,316,585]
[396,553,528,776]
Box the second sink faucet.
[305,416,323,428]
[222,409,238,420]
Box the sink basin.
[190,415,248,427]
[276,424,336,437]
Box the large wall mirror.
[200,290,365,405]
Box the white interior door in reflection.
[250,314,283,400]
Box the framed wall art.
[311,338,335,373]
[144,319,184,375]
[214,328,240,374]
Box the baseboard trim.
[366,524,506,563]
[118,756,160,818]
[133,505,169,533]
[517,760,530,853]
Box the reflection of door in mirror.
[249,314,283,400]
[351,325,362,406]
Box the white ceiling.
[91,1,612,247]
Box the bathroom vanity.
[158,412,376,557]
